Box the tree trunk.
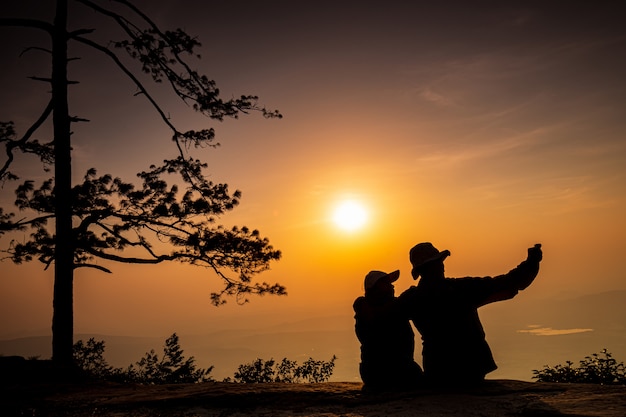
[51,0,74,366]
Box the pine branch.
[0,101,54,181]
[0,18,54,33]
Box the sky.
[1,1,625,379]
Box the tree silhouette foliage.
[124,333,214,384]
[0,0,284,365]
[532,349,626,385]
[73,334,213,384]
[233,356,337,383]
[72,336,337,384]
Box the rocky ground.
[3,379,626,417]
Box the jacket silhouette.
[400,242,542,386]
[354,270,423,391]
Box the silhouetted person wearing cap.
[354,270,424,392]
[400,242,543,387]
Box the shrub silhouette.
[533,349,626,384]
[124,333,214,384]
[73,335,337,384]
[73,333,213,384]
[73,338,115,379]
[233,356,337,383]
[233,358,277,383]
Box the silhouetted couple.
[353,242,543,392]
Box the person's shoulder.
[448,276,494,283]
[399,285,420,297]
[398,285,426,303]
[353,296,367,311]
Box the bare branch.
[0,18,54,34]
[83,246,176,264]
[26,76,50,83]
[74,263,112,273]
[0,214,55,232]
[21,46,52,56]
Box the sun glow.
[332,200,368,231]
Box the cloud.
[419,88,455,107]
[411,125,548,169]
[517,325,594,336]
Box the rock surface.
[3,379,625,416]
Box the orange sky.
[1,1,625,376]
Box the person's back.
[354,270,423,392]
[401,279,498,386]
[402,242,543,387]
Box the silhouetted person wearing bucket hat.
[400,242,542,387]
[354,270,424,392]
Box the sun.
[332,200,368,231]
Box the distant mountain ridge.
[2,290,625,382]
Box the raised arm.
[458,244,543,306]
[514,243,543,290]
